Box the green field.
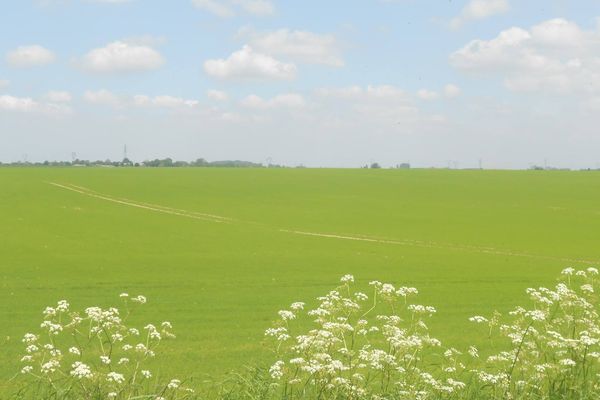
[2,167,600,393]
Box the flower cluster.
[469,267,600,399]
[264,275,466,399]
[18,294,193,399]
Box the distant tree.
[370,162,381,169]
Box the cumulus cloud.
[80,41,164,73]
[450,18,600,94]
[84,89,123,107]
[0,94,71,115]
[416,89,440,100]
[191,0,274,17]
[204,45,297,80]
[316,84,419,123]
[242,28,343,66]
[6,45,56,67]
[45,91,72,103]
[0,95,38,112]
[240,93,305,109]
[86,0,133,3]
[133,95,199,108]
[207,89,228,101]
[84,89,199,110]
[443,84,461,98]
[450,0,509,29]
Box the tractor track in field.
[49,181,600,266]
[48,182,230,223]
[278,230,600,266]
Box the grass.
[2,167,600,395]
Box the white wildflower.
[70,362,93,379]
[167,379,181,389]
[469,316,488,323]
[22,333,37,343]
[278,310,295,321]
[269,360,285,380]
[21,366,33,374]
[132,295,147,304]
[560,358,576,367]
[107,372,125,384]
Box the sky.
[1,0,599,169]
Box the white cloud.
[416,89,440,100]
[316,84,419,124]
[450,18,600,94]
[316,85,408,100]
[0,95,38,112]
[45,91,72,103]
[240,93,305,109]
[191,0,273,17]
[86,0,133,3]
[6,45,56,67]
[191,0,234,17]
[84,89,123,107]
[236,0,273,15]
[84,90,199,110]
[207,89,228,101]
[81,41,164,73]
[444,84,461,98]
[242,28,343,67]
[0,79,9,89]
[314,86,363,99]
[133,95,199,108]
[450,0,509,29]
[204,45,297,80]
[0,94,71,115]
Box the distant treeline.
[0,158,288,168]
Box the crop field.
[2,167,600,394]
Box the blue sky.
[1,0,599,168]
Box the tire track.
[64,183,233,222]
[48,182,228,223]
[279,229,600,265]
[49,181,599,265]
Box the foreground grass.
[2,168,600,395]
[11,269,600,399]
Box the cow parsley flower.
[22,333,37,343]
[167,379,181,389]
[70,362,93,379]
[132,295,147,304]
[469,316,488,323]
[107,372,125,384]
[21,366,33,374]
[269,361,285,380]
